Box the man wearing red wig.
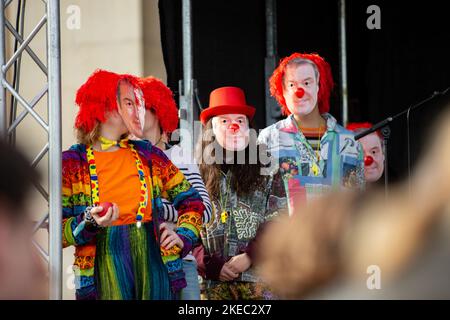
[138,76,212,300]
[62,69,204,300]
[258,53,365,215]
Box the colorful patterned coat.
[62,140,204,299]
[258,113,365,215]
[200,170,286,288]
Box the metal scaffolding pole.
[339,0,349,126]
[47,0,62,300]
[179,0,195,153]
[0,0,62,299]
[265,0,280,126]
[0,3,6,137]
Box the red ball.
[98,202,113,217]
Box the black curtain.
[158,0,450,181]
[159,0,266,129]
[346,0,450,181]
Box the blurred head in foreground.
[0,140,47,299]
[257,105,450,299]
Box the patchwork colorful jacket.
[62,140,204,299]
[258,113,365,215]
[200,170,287,284]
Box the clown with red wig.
[347,122,385,184]
[62,69,204,300]
[138,76,213,300]
[258,53,365,215]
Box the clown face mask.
[360,132,385,183]
[212,114,250,152]
[283,63,319,117]
[117,81,145,138]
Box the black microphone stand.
[354,87,449,198]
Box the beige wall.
[61,0,145,151]
[6,0,166,299]
[143,0,167,82]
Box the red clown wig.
[74,69,140,133]
[269,52,335,116]
[138,77,179,133]
[347,122,383,139]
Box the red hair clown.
[138,77,179,133]
[74,69,144,135]
[269,52,334,116]
[347,122,385,183]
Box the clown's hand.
[226,253,251,274]
[91,204,119,227]
[160,222,184,250]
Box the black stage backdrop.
[158,0,450,181]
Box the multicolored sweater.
[62,140,205,299]
[258,113,365,216]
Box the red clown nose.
[364,155,374,166]
[295,88,305,98]
[229,123,240,133]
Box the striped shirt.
[302,127,326,159]
[163,144,212,224]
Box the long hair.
[196,119,269,200]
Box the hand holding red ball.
[98,202,113,217]
[90,202,119,227]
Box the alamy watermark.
[367,5,381,30]
[66,5,81,30]
[366,265,382,290]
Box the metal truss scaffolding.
[0,0,62,300]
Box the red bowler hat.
[200,86,256,125]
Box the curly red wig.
[269,52,334,116]
[138,76,179,133]
[347,122,383,139]
[74,69,140,133]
